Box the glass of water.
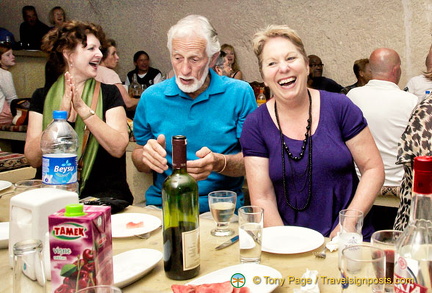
[208,190,237,237]
[238,205,263,264]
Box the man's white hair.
[167,15,220,58]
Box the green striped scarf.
[42,75,102,193]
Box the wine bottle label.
[182,228,200,270]
[42,154,78,185]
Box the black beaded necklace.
[274,90,313,211]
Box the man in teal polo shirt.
[131,15,256,213]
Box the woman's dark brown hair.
[41,20,106,87]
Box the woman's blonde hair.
[221,43,240,73]
[48,6,66,26]
[252,25,308,76]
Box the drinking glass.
[13,239,46,293]
[371,230,402,292]
[76,285,122,293]
[238,206,263,264]
[208,190,237,237]
[14,179,43,194]
[338,209,364,268]
[0,180,43,221]
[340,244,386,292]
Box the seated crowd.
[1,5,432,237]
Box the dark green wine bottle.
[162,135,200,280]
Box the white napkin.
[293,269,320,293]
[325,232,340,252]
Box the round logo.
[230,273,246,288]
[397,256,407,270]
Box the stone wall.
[1,0,431,88]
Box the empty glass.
[13,239,46,293]
[338,209,364,268]
[208,190,237,236]
[14,179,43,194]
[238,206,263,264]
[340,244,386,292]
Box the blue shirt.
[133,69,257,212]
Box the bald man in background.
[347,48,417,198]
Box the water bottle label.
[394,256,428,293]
[42,154,77,185]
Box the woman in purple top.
[240,25,384,239]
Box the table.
[0,205,343,293]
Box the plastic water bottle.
[40,110,79,193]
[394,156,432,292]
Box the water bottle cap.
[414,156,432,171]
[426,90,431,94]
[53,110,68,120]
[64,204,86,217]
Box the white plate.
[111,213,161,238]
[187,263,282,293]
[113,248,162,288]
[0,222,9,249]
[0,180,12,192]
[262,226,324,254]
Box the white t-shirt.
[0,68,18,112]
[347,79,418,186]
[405,74,432,103]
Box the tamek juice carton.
[48,204,113,293]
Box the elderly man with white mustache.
[132,15,256,213]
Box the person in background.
[0,43,18,125]
[48,6,66,29]
[132,15,256,213]
[25,21,133,204]
[221,43,243,80]
[125,51,162,88]
[240,25,383,239]
[393,91,432,231]
[404,50,432,103]
[95,38,138,117]
[19,5,50,50]
[0,27,17,48]
[212,50,232,77]
[347,48,417,200]
[308,54,343,93]
[341,58,372,94]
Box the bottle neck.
[410,157,432,222]
[410,192,432,222]
[172,137,187,171]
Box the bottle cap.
[53,110,67,120]
[413,156,432,194]
[64,204,86,217]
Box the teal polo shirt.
[133,69,257,212]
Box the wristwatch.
[82,108,95,121]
